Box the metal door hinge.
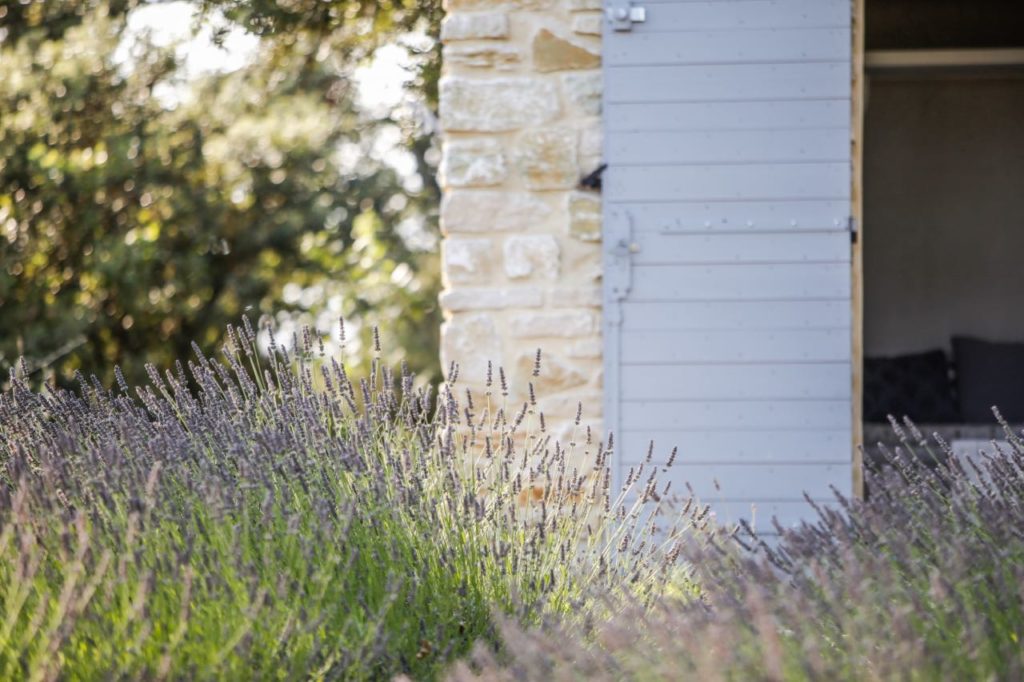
[607,1,646,31]
[848,216,858,244]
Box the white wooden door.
[602,0,854,531]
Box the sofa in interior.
[862,336,1024,470]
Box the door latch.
[605,209,635,302]
[607,1,646,31]
[612,239,640,257]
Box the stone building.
[436,0,1024,529]
[438,0,605,445]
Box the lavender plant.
[0,319,695,680]
[452,419,1024,681]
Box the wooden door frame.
[851,0,866,499]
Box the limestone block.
[504,235,561,280]
[445,44,522,70]
[440,138,507,188]
[561,239,603,281]
[509,310,596,338]
[442,190,552,233]
[533,28,600,73]
[442,237,495,284]
[516,350,587,394]
[571,13,602,36]
[440,13,509,41]
[532,391,602,421]
[581,134,602,178]
[441,313,501,383]
[569,192,601,242]
[567,0,602,10]
[548,286,601,307]
[562,72,602,116]
[440,77,560,132]
[568,337,603,358]
[445,0,554,9]
[440,286,545,311]
[579,123,602,166]
[517,129,578,190]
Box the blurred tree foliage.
[0,0,443,388]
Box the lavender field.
[0,320,697,680]
[2,320,1023,680]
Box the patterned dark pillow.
[863,350,959,423]
[953,336,1024,423]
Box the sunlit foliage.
[0,0,442,388]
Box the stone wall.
[438,0,604,441]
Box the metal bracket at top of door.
[607,1,646,31]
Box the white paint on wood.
[621,400,852,431]
[627,0,848,33]
[607,162,850,202]
[607,100,850,133]
[606,28,851,66]
[608,128,850,165]
[621,200,852,232]
[602,0,854,530]
[621,363,850,400]
[607,63,851,103]
[628,262,851,301]
[621,300,851,330]
[621,328,850,364]
[631,232,849,265]
[620,430,851,464]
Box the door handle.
[611,239,640,257]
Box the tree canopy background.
[0,0,443,388]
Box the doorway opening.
[862,0,1024,458]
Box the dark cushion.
[953,336,1024,423]
[863,349,959,423]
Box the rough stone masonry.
[438,0,604,443]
